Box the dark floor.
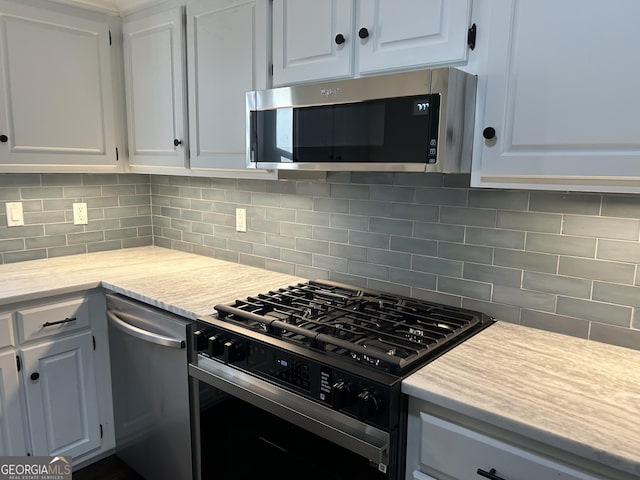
[73,455,145,480]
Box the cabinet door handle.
[174,138,182,147]
[31,372,40,381]
[43,317,76,328]
[358,27,369,39]
[477,468,506,480]
[0,134,7,143]
[335,33,346,45]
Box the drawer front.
[0,314,14,348]
[16,297,90,344]
[418,413,600,480]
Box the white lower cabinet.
[0,348,29,456]
[21,331,101,458]
[407,399,624,480]
[8,291,114,464]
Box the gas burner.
[213,280,494,375]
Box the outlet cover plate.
[236,208,246,232]
[5,202,24,227]
[73,203,88,225]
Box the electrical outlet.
[236,208,247,232]
[5,202,24,227]
[73,202,88,225]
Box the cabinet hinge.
[100,424,103,439]
[93,335,96,351]
[109,30,112,46]
[16,355,21,372]
[467,24,477,50]
[115,147,119,161]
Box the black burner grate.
[214,280,492,374]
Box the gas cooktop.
[212,280,494,375]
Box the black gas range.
[189,280,494,479]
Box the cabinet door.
[123,7,188,172]
[187,0,270,171]
[417,412,601,480]
[358,0,472,75]
[0,1,117,171]
[272,0,354,85]
[21,331,101,458]
[0,350,28,456]
[471,0,640,193]
[0,313,14,348]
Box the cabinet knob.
[358,27,369,39]
[482,127,496,140]
[335,33,346,45]
[31,372,40,381]
[0,134,7,143]
[174,138,182,147]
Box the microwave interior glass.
[250,94,441,164]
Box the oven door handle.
[189,357,390,469]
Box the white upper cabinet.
[358,0,472,75]
[0,0,120,172]
[471,0,640,193]
[272,0,354,85]
[187,0,270,172]
[272,0,473,86]
[123,7,188,173]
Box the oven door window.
[251,94,439,164]
[199,390,388,480]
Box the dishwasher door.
[106,293,193,480]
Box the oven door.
[189,355,390,480]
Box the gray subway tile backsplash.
[529,191,601,215]
[522,272,591,299]
[4,172,640,352]
[597,239,640,263]
[562,215,640,240]
[463,263,522,288]
[557,296,632,328]
[558,256,635,284]
[0,174,152,264]
[494,248,558,274]
[525,232,596,258]
[496,210,562,233]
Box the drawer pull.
[43,317,77,328]
[477,468,506,480]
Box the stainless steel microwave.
[246,68,477,172]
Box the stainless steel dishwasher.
[106,293,193,480]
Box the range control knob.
[357,390,382,420]
[331,380,353,409]
[207,334,224,357]
[193,329,210,352]
[223,339,247,363]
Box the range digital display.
[413,99,430,116]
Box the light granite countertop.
[2,246,638,477]
[403,321,640,478]
[0,245,303,318]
